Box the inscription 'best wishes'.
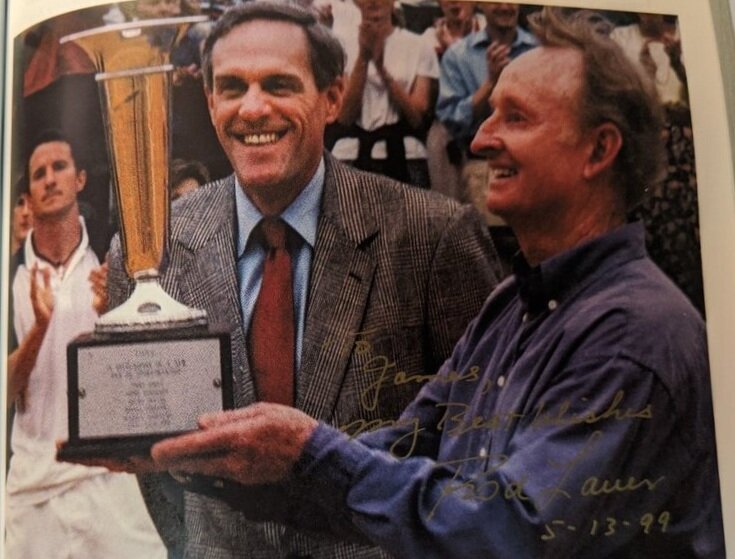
[330,333,670,542]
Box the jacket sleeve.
[423,202,500,376]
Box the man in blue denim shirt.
[150,9,725,558]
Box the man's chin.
[34,203,75,221]
[495,18,518,29]
[485,194,515,221]
[236,173,280,192]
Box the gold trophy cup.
[58,18,233,460]
[64,17,208,330]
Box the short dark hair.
[201,1,345,92]
[23,129,83,194]
[169,158,211,189]
[528,8,666,209]
[13,176,28,204]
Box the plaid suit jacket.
[107,155,500,558]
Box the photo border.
[2,0,734,552]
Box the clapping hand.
[486,40,511,82]
[88,261,109,315]
[31,265,54,328]
[358,19,389,67]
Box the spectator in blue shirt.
[437,2,536,226]
[144,8,725,558]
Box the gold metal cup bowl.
[61,17,209,332]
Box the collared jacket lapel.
[298,155,379,419]
[161,175,254,407]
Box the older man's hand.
[151,403,319,485]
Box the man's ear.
[76,169,87,193]
[323,75,345,125]
[583,122,622,181]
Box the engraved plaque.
[58,328,233,460]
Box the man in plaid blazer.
[106,3,499,558]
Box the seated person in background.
[11,188,33,256]
[21,10,101,98]
[328,0,439,189]
[611,13,686,107]
[109,0,234,180]
[169,158,211,200]
[305,0,362,29]
[148,9,724,558]
[423,0,485,203]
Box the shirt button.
[547,299,558,311]
[522,312,530,322]
[497,375,506,388]
[479,447,488,458]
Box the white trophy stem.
[96,277,207,333]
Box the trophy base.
[59,326,233,461]
[57,433,187,460]
[96,278,208,333]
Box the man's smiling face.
[481,2,520,31]
[470,47,592,225]
[206,19,342,212]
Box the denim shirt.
[295,222,724,558]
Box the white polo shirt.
[7,218,107,504]
[332,25,440,160]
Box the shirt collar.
[24,216,90,275]
[513,222,647,315]
[235,158,325,257]
[470,25,537,50]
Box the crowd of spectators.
[325,1,701,312]
[11,0,704,310]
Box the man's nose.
[43,167,57,187]
[470,115,502,157]
[238,86,272,120]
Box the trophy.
[57,17,233,460]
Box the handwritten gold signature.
[426,431,665,520]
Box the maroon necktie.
[249,218,295,406]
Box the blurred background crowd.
[9,0,703,314]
